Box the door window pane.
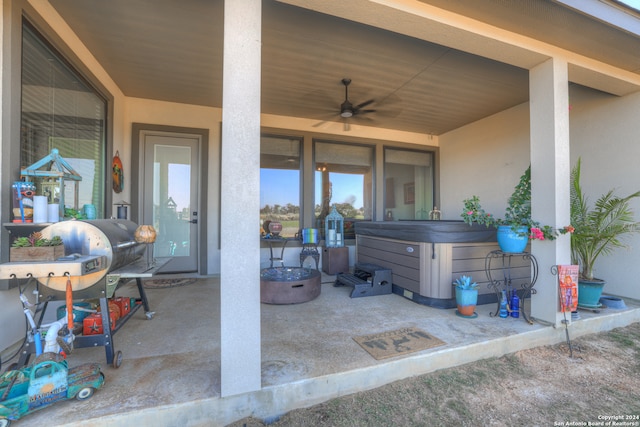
[384,148,434,220]
[21,23,107,217]
[315,141,373,239]
[260,136,301,237]
[153,144,192,257]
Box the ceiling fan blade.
[299,90,340,115]
[357,109,377,114]
[312,112,342,128]
[372,93,402,118]
[354,99,375,110]
[351,115,382,129]
[352,114,375,122]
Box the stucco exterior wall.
[439,102,531,220]
[440,87,640,300]
[124,98,223,274]
[569,86,640,300]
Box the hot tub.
[355,221,527,308]
[355,220,496,243]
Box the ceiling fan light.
[341,110,353,118]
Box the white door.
[141,131,200,272]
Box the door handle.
[186,219,197,224]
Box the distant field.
[280,221,299,237]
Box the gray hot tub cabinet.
[355,221,530,308]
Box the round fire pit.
[260,267,321,304]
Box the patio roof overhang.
[43,0,640,136]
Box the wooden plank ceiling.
[47,0,640,135]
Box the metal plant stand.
[485,250,538,324]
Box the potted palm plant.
[453,275,479,318]
[570,158,640,308]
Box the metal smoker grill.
[0,219,162,368]
[38,220,147,297]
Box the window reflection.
[260,136,301,237]
[315,141,373,239]
[384,148,434,220]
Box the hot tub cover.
[355,220,497,243]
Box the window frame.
[312,138,376,227]
[259,134,304,238]
[383,146,436,221]
[258,127,438,245]
[20,20,109,218]
[17,15,114,219]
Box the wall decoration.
[404,182,415,205]
[112,150,124,193]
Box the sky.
[164,167,364,212]
[260,169,363,208]
[167,163,191,211]
[618,0,640,11]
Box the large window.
[21,23,107,217]
[259,133,435,242]
[260,135,302,237]
[384,148,434,220]
[314,141,373,238]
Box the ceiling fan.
[339,78,376,119]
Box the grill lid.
[35,219,146,292]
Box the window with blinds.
[260,135,301,237]
[384,148,434,220]
[21,22,107,217]
[314,140,374,224]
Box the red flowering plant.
[461,166,574,241]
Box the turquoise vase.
[577,279,606,308]
[496,225,528,253]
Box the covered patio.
[2,1,640,423]
[17,274,640,427]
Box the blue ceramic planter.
[497,225,528,253]
[578,279,606,308]
[455,287,478,317]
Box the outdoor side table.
[262,236,296,267]
[484,250,538,324]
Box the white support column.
[529,58,572,326]
[220,0,262,396]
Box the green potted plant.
[453,275,479,318]
[569,158,640,308]
[10,232,64,262]
[462,166,573,252]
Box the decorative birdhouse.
[20,148,82,220]
[324,205,344,248]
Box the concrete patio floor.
[14,273,640,427]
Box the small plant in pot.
[10,232,64,262]
[462,166,573,253]
[11,232,63,248]
[570,158,640,308]
[453,275,479,318]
